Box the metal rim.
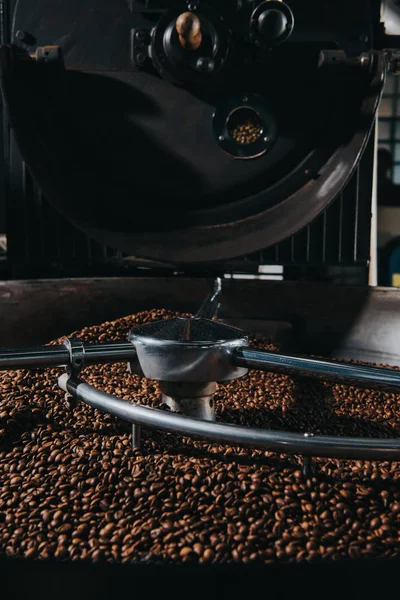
[128,316,248,347]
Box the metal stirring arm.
[0,304,400,461]
[0,341,136,371]
[0,338,400,393]
[58,374,400,461]
[232,347,400,393]
[0,337,400,394]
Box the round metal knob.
[250,1,294,47]
[257,8,287,40]
[176,12,202,51]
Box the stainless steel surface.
[128,317,248,382]
[127,281,240,419]
[233,347,400,392]
[0,341,136,371]
[58,375,400,461]
[160,381,217,421]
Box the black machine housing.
[0,0,389,281]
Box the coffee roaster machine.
[1,0,400,596]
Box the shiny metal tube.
[0,345,69,369]
[59,375,400,460]
[195,277,222,320]
[82,342,136,365]
[233,347,400,393]
[0,342,136,371]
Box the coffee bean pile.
[229,113,262,145]
[0,308,400,565]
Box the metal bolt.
[136,52,146,64]
[188,2,198,10]
[264,136,269,142]
[15,30,35,46]
[218,135,225,141]
[242,96,248,102]
[359,53,371,68]
[196,57,215,73]
[135,30,147,41]
[135,30,149,50]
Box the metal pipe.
[195,277,222,320]
[59,375,400,460]
[82,342,136,365]
[0,341,136,371]
[0,345,69,369]
[132,423,141,449]
[233,347,400,393]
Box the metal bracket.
[385,48,400,74]
[63,337,85,376]
[130,28,152,69]
[62,337,85,407]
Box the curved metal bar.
[233,347,400,393]
[58,375,400,460]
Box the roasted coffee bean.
[229,118,262,145]
[0,308,400,565]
